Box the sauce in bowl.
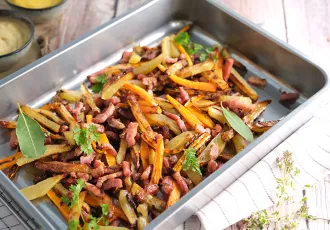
[0,17,31,56]
[9,0,62,9]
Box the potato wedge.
[232,134,246,153]
[0,121,16,129]
[63,131,75,145]
[251,120,278,133]
[119,190,138,225]
[230,67,258,101]
[176,60,214,78]
[58,90,82,103]
[16,144,73,166]
[166,182,180,208]
[133,53,165,75]
[208,106,226,124]
[20,174,64,200]
[81,83,100,113]
[243,100,271,125]
[102,72,134,100]
[34,109,65,125]
[165,131,195,152]
[198,133,226,164]
[21,105,61,133]
[55,103,78,130]
[69,191,86,230]
[146,114,181,135]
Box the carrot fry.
[124,83,158,106]
[150,135,164,184]
[0,151,22,165]
[140,106,162,114]
[186,106,215,129]
[40,103,57,111]
[166,94,203,128]
[177,24,191,34]
[166,182,181,208]
[86,115,93,124]
[98,133,116,166]
[157,64,167,72]
[176,60,214,79]
[169,75,217,92]
[140,141,150,170]
[176,44,193,66]
[47,190,70,220]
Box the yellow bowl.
[5,0,69,24]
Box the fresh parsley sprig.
[73,125,101,155]
[83,204,110,229]
[174,32,217,62]
[183,148,202,175]
[91,74,108,93]
[61,179,86,209]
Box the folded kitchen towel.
[175,91,330,230]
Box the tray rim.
[0,0,328,229]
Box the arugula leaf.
[91,75,108,93]
[174,32,190,46]
[74,125,100,155]
[221,104,254,142]
[68,220,79,230]
[16,103,46,158]
[183,148,202,175]
[68,179,86,209]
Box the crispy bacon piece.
[179,87,189,104]
[145,184,159,195]
[169,155,178,165]
[140,165,152,181]
[120,51,132,64]
[80,152,96,165]
[92,104,115,124]
[211,124,222,137]
[107,118,125,129]
[9,130,18,149]
[172,172,189,194]
[126,122,138,147]
[209,143,219,161]
[85,182,104,197]
[280,92,300,104]
[247,76,267,88]
[162,176,174,194]
[223,58,234,81]
[122,161,131,177]
[91,160,105,178]
[103,178,123,190]
[207,160,218,174]
[164,56,178,64]
[96,171,123,188]
[195,124,210,134]
[164,111,187,132]
[59,125,69,133]
[222,98,256,113]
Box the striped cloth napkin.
[175,89,330,230]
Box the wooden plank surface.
[1,0,330,229]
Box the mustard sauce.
[0,17,30,56]
[9,0,62,9]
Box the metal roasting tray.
[0,0,328,229]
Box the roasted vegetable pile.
[0,24,280,230]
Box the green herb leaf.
[183,148,202,175]
[199,52,209,62]
[206,47,214,53]
[193,43,204,52]
[68,179,86,209]
[74,125,100,155]
[174,32,190,46]
[91,75,108,93]
[221,104,254,142]
[85,216,99,230]
[68,220,79,230]
[100,204,109,225]
[60,196,71,206]
[16,103,46,158]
